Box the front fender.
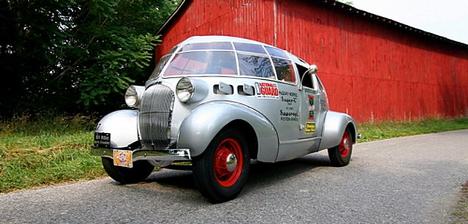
[95,109,139,148]
[319,111,357,150]
[177,101,279,162]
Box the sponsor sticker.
[113,150,133,168]
[255,82,279,99]
[305,122,316,134]
[308,95,315,121]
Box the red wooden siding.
[157,0,468,122]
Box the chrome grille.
[139,84,174,150]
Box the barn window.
[181,42,233,51]
[271,58,296,83]
[164,51,237,76]
[233,42,266,54]
[237,53,275,79]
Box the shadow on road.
[141,153,332,195]
[244,154,331,192]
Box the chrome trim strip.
[91,147,191,162]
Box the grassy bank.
[0,116,467,193]
[0,116,104,193]
[358,117,468,142]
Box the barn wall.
[157,0,468,122]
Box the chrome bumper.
[91,147,191,162]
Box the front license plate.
[94,132,111,148]
[113,150,133,168]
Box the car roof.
[182,35,268,46]
[179,35,310,67]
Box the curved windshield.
[155,41,294,83]
[164,51,237,76]
[148,55,171,80]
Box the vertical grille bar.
[139,84,174,150]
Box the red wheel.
[338,131,352,158]
[192,129,250,203]
[328,129,353,167]
[213,138,244,187]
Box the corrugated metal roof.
[318,0,468,48]
[157,0,468,49]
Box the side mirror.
[309,64,318,74]
[301,65,318,86]
[299,64,318,91]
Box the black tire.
[328,129,353,167]
[192,128,250,203]
[102,157,154,184]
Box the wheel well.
[346,123,357,143]
[223,120,258,160]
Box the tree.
[0,0,179,118]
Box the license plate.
[94,132,111,148]
[113,150,133,168]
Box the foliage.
[0,0,179,117]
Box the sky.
[349,0,468,44]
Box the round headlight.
[125,86,140,108]
[176,77,194,103]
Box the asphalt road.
[1,130,467,224]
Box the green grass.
[0,115,105,193]
[0,116,467,193]
[358,117,468,142]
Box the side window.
[271,58,295,83]
[265,46,295,83]
[237,53,275,79]
[297,64,313,89]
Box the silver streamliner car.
[92,36,357,203]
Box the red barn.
[156,0,468,122]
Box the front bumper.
[91,147,191,162]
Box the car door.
[312,74,328,138]
[297,64,320,140]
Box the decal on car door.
[255,82,279,99]
[305,95,316,133]
[279,90,299,122]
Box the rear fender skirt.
[319,111,357,150]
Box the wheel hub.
[213,138,244,187]
[339,132,352,158]
[343,138,350,150]
[225,153,237,172]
